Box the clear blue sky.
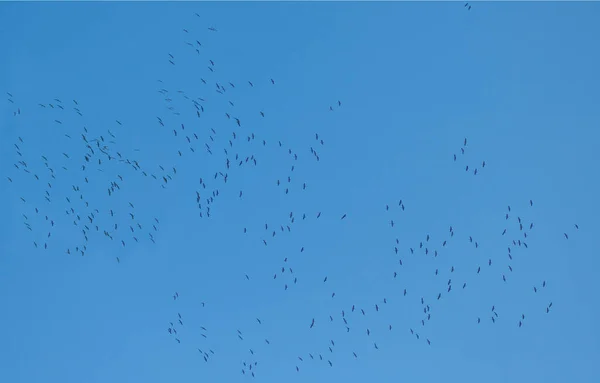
[1,2,599,383]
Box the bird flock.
[4,9,581,380]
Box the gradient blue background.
[1,2,599,383]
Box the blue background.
[1,2,599,383]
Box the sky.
[1,2,599,383]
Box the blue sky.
[1,2,599,383]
